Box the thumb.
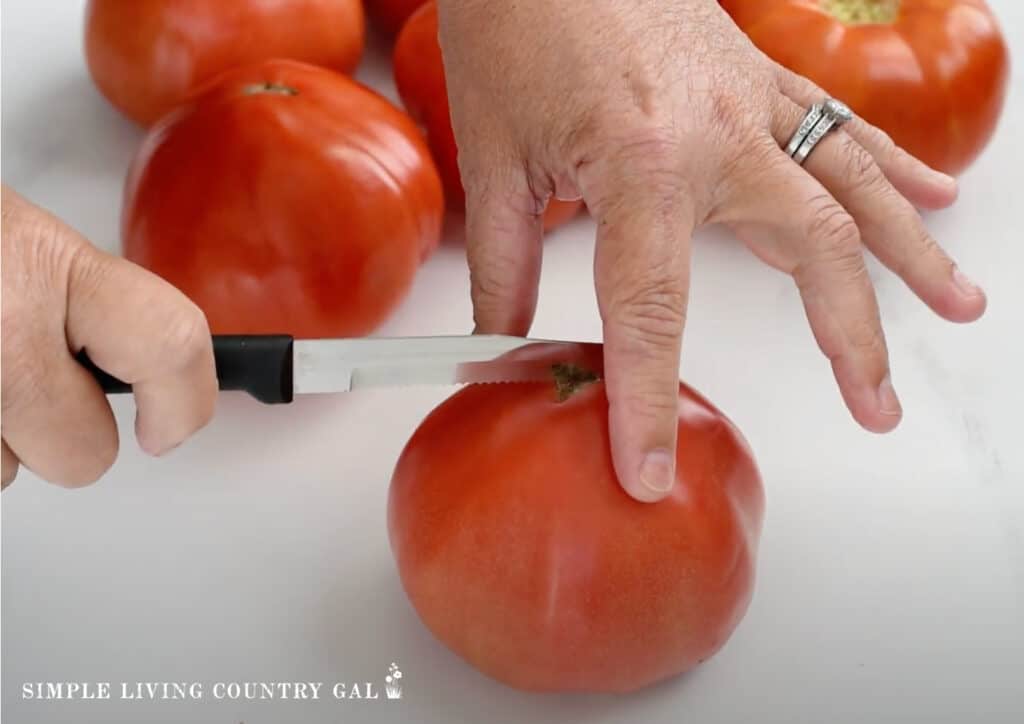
[586,169,693,503]
[464,164,545,335]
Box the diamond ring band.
[785,98,854,165]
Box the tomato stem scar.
[242,83,299,96]
[819,0,899,24]
[551,363,599,402]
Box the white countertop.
[2,1,1022,722]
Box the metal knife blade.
[292,335,604,394]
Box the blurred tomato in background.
[122,60,443,339]
[393,1,583,230]
[364,0,429,36]
[720,0,1010,175]
[85,0,366,126]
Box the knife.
[77,334,604,404]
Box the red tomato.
[393,1,583,230]
[719,0,1010,175]
[388,343,765,692]
[122,60,444,339]
[364,0,429,36]
[85,0,365,126]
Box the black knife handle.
[76,335,295,404]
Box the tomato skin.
[85,0,365,126]
[365,0,430,36]
[122,60,444,339]
[720,0,1010,175]
[388,345,765,692]
[393,1,583,230]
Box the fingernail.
[952,267,983,298]
[639,449,675,494]
[877,376,902,417]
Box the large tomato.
[122,60,444,339]
[719,0,1010,175]
[387,343,765,692]
[85,0,365,126]
[393,1,583,230]
[364,0,430,36]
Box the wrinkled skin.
[435,0,987,503]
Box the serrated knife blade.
[294,335,604,393]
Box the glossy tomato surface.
[85,0,365,126]
[365,0,429,36]
[393,1,583,229]
[388,344,765,692]
[720,0,1010,174]
[122,60,444,339]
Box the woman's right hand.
[1,186,218,489]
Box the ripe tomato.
[388,343,765,692]
[719,0,1010,175]
[122,60,444,339]
[364,0,429,36]
[393,1,583,230]
[85,0,365,126]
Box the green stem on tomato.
[552,363,599,402]
[242,83,299,96]
[819,0,900,24]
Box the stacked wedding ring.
[785,98,854,166]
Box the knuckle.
[583,124,690,218]
[611,125,683,175]
[805,196,862,263]
[606,275,687,350]
[4,217,81,300]
[464,164,535,214]
[858,118,896,152]
[66,244,114,305]
[709,91,761,145]
[161,303,211,364]
[846,316,887,357]
[914,228,943,262]
[842,140,885,192]
[777,64,821,98]
[590,122,681,174]
[617,388,682,426]
[896,226,947,279]
[0,327,53,418]
[469,246,523,304]
[717,133,780,201]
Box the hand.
[1,187,217,489]
[436,0,987,502]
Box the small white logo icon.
[385,663,403,700]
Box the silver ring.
[785,103,824,157]
[785,98,854,166]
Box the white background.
[2,1,1022,723]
